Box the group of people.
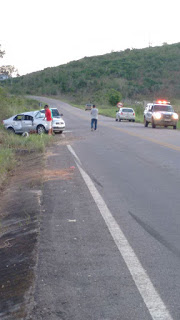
[44,104,99,135]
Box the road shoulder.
[0,152,44,319]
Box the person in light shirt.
[90,105,98,131]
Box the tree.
[0,44,5,58]
[0,65,19,77]
[108,89,122,106]
[0,44,19,77]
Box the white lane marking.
[67,144,173,320]
[67,145,82,166]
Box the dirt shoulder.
[0,151,44,320]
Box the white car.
[40,108,65,133]
[3,111,50,134]
[116,108,135,122]
[85,104,93,111]
[144,100,178,129]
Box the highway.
[31,97,180,320]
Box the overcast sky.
[1,0,179,75]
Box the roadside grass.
[177,121,180,129]
[0,88,52,187]
[0,128,52,153]
[0,147,15,181]
[0,127,52,186]
[0,93,40,123]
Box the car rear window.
[122,108,134,112]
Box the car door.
[21,115,34,132]
[146,106,152,121]
[12,114,24,133]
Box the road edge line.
[67,144,173,320]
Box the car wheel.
[152,119,156,128]
[37,125,46,134]
[173,125,177,130]
[7,127,15,134]
[144,118,148,127]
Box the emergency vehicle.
[144,100,179,129]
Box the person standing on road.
[44,104,53,135]
[91,105,98,131]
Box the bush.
[108,89,122,106]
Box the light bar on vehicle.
[155,100,170,104]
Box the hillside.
[4,42,180,104]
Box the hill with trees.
[4,42,180,105]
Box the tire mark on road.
[129,211,180,259]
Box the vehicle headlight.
[172,113,179,120]
[154,112,161,120]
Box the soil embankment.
[0,152,43,319]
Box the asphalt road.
[30,97,180,320]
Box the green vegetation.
[108,89,122,106]
[3,43,180,105]
[0,147,14,181]
[0,87,39,121]
[0,88,52,186]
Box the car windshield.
[52,109,60,117]
[154,105,174,112]
[121,109,134,113]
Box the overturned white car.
[3,109,65,134]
